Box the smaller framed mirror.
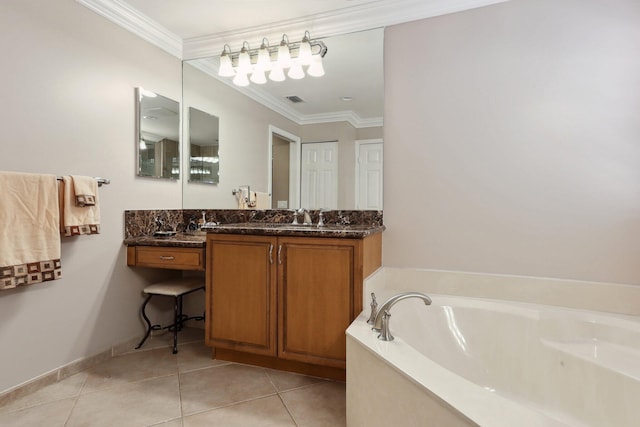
[136,87,180,180]
[188,107,219,184]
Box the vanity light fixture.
[218,31,327,86]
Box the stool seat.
[135,277,205,354]
[144,277,204,296]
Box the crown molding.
[75,0,183,58]
[76,0,508,60]
[188,59,383,129]
[182,0,509,60]
[78,0,504,126]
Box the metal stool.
[135,277,205,354]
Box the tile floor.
[0,329,346,427]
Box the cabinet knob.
[278,245,283,265]
[159,256,175,260]
[269,244,274,264]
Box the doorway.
[355,139,383,210]
[300,141,339,209]
[268,125,301,209]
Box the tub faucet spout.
[372,292,432,341]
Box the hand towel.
[60,176,101,236]
[71,175,97,206]
[254,192,270,209]
[0,171,62,290]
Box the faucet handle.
[366,292,378,325]
[290,209,299,225]
[377,310,394,341]
[317,211,325,227]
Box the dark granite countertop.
[124,232,206,248]
[202,223,385,239]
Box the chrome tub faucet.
[372,292,432,341]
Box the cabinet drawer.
[128,246,205,270]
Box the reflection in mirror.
[188,107,220,184]
[136,87,180,179]
[181,28,384,209]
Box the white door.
[301,142,338,209]
[356,140,383,210]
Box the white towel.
[0,171,62,290]
[72,175,97,206]
[60,176,101,236]
[254,192,270,209]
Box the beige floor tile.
[0,372,87,414]
[82,346,178,393]
[148,417,183,427]
[66,375,181,427]
[280,381,346,427]
[176,342,231,373]
[0,397,76,427]
[183,395,295,427]
[265,368,328,392]
[121,327,205,355]
[179,363,277,416]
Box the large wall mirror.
[136,88,180,179]
[181,28,383,209]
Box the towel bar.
[56,176,110,187]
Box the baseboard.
[0,336,133,405]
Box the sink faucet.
[372,292,432,341]
[297,208,312,225]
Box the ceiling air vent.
[284,95,305,103]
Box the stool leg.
[172,295,180,354]
[135,294,153,350]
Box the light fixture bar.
[225,41,326,68]
[218,32,327,86]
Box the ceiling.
[78,0,507,127]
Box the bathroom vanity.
[124,209,384,380]
[204,224,383,380]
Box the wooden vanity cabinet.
[205,232,381,376]
[206,235,277,356]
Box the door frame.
[268,125,301,209]
[355,138,383,209]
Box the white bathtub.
[346,292,640,427]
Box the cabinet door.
[277,237,355,368]
[206,235,277,356]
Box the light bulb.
[233,72,250,87]
[237,45,252,75]
[288,60,305,79]
[298,35,312,66]
[277,40,291,68]
[218,52,234,77]
[307,54,325,77]
[269,65,285,82]
[256,41,272,71]
[250,69,267,84]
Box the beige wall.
[0,0,183,392]
[182,63,300,208]
[383,0,640,285]
[356,126,383,141]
